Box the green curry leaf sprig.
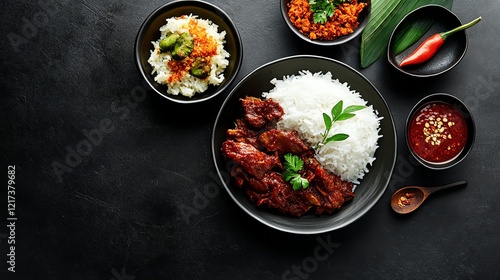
[282,153,309,191]
[315,100,366,150]
[309,0,350,24]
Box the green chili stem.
[440,17,482,40]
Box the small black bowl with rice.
[134,0,243,104]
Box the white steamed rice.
[262,71,382,184]
[148,15,230,97]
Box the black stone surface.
[1,0,499,279]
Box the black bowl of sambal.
[406,93,475,170]
[281,0,371,46]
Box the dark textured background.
[1,0,499,279]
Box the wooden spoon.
[391,180,467,214]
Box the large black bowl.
[212,55,397,234]
[134,0,243,104]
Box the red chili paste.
[408,102,467,163]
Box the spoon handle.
[427,180,468,195]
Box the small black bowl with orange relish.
[406,93,475,170]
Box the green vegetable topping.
[309,0,350,24]
[159,33,180,52]
[282,153,309,191]
[172,32,194,60]
[315,100,366,149]
[189,57,210,78]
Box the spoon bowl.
[391,180,467,214]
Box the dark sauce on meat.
[221,96,354,217]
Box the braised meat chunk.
[241,97,284,128]
[310,163,347,214]
[243,172,313,217]
[226,119,261,147]
[222,140,280,180]
[258,129,310,155]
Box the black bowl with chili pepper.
[405,93,475,170]
[387,5,468,78]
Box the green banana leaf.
[391,18,434,55]
[360,0,453,68]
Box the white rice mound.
[262,71,382,184]
[148,15,230,97]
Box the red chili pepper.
[399,17,482,67]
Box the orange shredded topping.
[167,16,218,83]
[287,0,367,40]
